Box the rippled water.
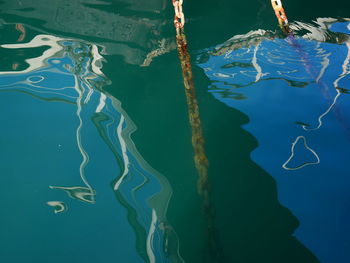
[0,1,349,263]
[196,18,350,262]
[0,30,182,262]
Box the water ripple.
[0,30,183,262]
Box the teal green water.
[0,1,350,263]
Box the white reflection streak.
[84,85,94,104]
[74,75,94,199]
[114,115,130,190]
[147,209,157,263]
[316,48,330,83]
[96,93,107,113]
[252,43,262,82]
[303,41,350,131]
[91,45,104,75]
[0,35,63,74]
[302,92,340,131]
[334,41,350,88]
[84,45,104,104]
[47,201,67,213]
[282,136,320,170]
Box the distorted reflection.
[0,0,175,66]
[46,201,67,213]
[196,17,350,262]
[0,22,182,262]
[197,18,350,170]
[282,136,320,170]
[302,41,350,131]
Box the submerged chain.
[172,0,208,199]
[271,0,292,35]
[172,2,223,261]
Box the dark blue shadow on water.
[196,18,350,263]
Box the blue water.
[197,20,350,262]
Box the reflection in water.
[113,115,130,191]
[197,18,350,170]
[49,186,96,203]
[46,201,67,214]
[0,25,183,262]
[196,18,350,261]
[282,136,320,170]
[0,0,175,66]
[302,41,350,131]
[172,3,226,261]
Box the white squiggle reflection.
[315,44,330,83]
[282,136,320,170]
[49,186,96,203]
[252,43,263,82]
[46,201,67,214]
[96,93,107,113]
[303,41,350,131]
[146,209,157,263]
[114,115,130,191]
[302,92,341,131]
[73,74,95,203]
[27,75,45,83]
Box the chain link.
[172,0,185,29]
[271,0,291,34]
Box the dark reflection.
[195,13,350,263]
[195,65,319,263]
[102,47,319,263]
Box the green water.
[1,0,349,262]
[102,1,348,262]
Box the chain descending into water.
[172,1,224,261]
[172,0,209,207]
[271,0,292,35]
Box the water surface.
[0,1,349,262]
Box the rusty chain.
[171,2,219,257]
[271,0,292,35]
[171,0,209,196]
[172,0,185,30]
